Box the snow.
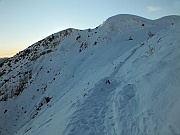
[0,14,180,135]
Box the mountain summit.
[0,14,180,135]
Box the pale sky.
[0,0,180,58]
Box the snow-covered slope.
[0,14,180,135]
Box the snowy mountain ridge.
[0,14,180,135]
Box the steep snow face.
[0,14,180,135]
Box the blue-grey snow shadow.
[63,78,120,135]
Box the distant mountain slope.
[0,14,180,135]
[0,57,8,65]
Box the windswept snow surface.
[0,14,180,135]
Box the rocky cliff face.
[0,14,180,135]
